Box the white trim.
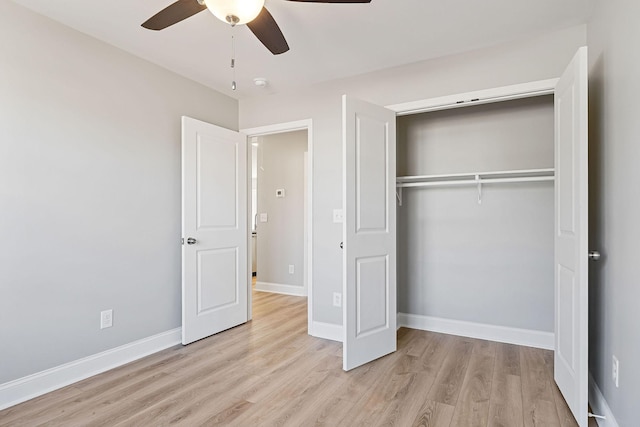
[246,140,253,322]
[588,372,620,427]
[0,328,181,411]
[241,119,311,136]
[310,321,342,342]
[397,313,554,350]
[255,281,307,297]
[387,78,559,116]
[242,119,314,336]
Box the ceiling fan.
[142,0,372,55]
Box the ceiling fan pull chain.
[230,31,237,91]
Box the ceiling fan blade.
[247,7,290,55]
[142,0,207,31]
[285,0,371,3]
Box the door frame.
[240,119,313,330]
[386,78,559,116]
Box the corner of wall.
[589,373,621,427]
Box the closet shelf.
[395,168,554,205]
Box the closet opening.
[395,95,556,341]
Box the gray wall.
[587,0,640,425]
[0,1,238,383]
[397,97,554,332]
[240,25,586,326]
[256,131,307,289]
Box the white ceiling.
[12,0,592,99]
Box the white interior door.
[554,47,588,426]
[182,116,248,345]
[342,95,396,371]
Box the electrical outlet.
[612,355,619,388]
[289,264,294,274]
[100,309,113,329]
[333,292,342,308]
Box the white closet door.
[182,116,248,345]
[554,47,589,427]
[342,95,397,371]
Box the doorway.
[242,120,313,330]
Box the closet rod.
[395,174,554,206]
[396,168,555,183]
[397,175,554,188]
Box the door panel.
[343,95,396,371]
[196,136,238,228]
[197,248,238,312]
[554,46,588,427]
[356,115,389,232]
[182,116,248,345]
[356,255,388,336]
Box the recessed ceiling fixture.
[141,0,372,56]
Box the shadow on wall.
[587,51,605,374]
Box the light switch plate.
[333,292,342,307]
[333,209,343,223]
[260,213,268,222]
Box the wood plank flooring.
[1,290,586,427]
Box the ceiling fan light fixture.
[204,0,265,26]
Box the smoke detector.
[253,77,268,88]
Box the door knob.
[588,250,601,261]
[186,237,197,245]
[340,241,343,249]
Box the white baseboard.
[255,281,307,296]
[310,321,342,342]
[588,372,620,427]
[308,314,552,348]
[398,313,554,350]
[0,328,181,411]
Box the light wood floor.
[1,289,585,427]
